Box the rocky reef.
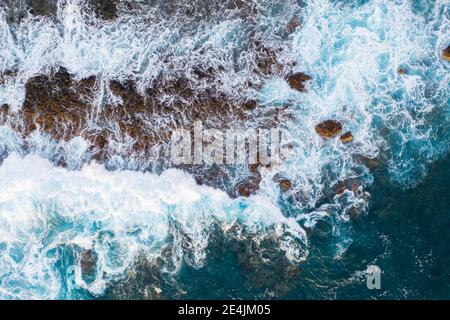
[0,49,302,198]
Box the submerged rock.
[315,120,343,138]
[27,0,58,16]
[335,180,346,195]
[254,41,282,76]
[443,45,450,61]
[273,174,292,192]
[80,249,97,283]
[340,131,353,144]
[287,72,312,92]
[354,153,382,170]
[397,67,407,75]
[89,0,118,20]
[285,18,300,34]
[279,179,292,192]
[235,174,261,198]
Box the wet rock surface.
[235,173,262,197]
[26,0,58,17]
[0,0,303,198]
[443,45,450,61]
[0,64,286,197]
[340,131,353,144]
[80,249,98,283]
[287,72,312,92]
[89,0,118,20]
[273,174,292,192]
[315,120,343,138]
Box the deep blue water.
[147,155,450,299]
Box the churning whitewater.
[0,0,449,299]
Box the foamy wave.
[257,0,450,214]
[0,153,306,299]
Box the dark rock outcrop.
[1,63,288,197]
[80,249,97,283]
[89,0,118,20]
[279,179,292,192]
[27,0,58,16]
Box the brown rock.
[397,68,407,75]
[286,18,300,34]
[235,174,261,198]
[315,120,342,138]
[354,154,382,170]
[5,53,290,197]
[443,45,450,61]
[287,72,312,92]
[89,0,118,20]
[254,42,282,76]
[248,163,259,173]
[237,181,258,197]
[335,180,346,195]
[279,179,292,192]
[80,249,97,282]
[272,174,292,192]
[340,131,353,144]
[0,104,9,114]
[242,100,258,111]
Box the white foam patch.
[258,0,449,213]
[0,153,307,299]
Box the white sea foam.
[258,0,450,212]
[0,153,307,299]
